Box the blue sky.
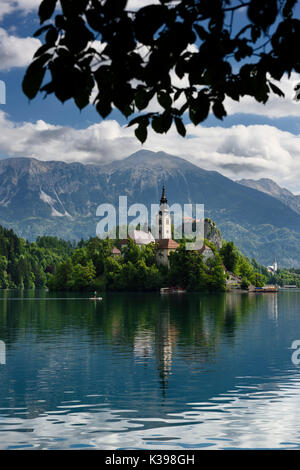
[1,1,300,192]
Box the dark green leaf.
[151,115,164,134]
[34,24,53,37]
[135,88,153,111]
[96,99,113,118]
[174,117,186,137]
[55,14,66,29]
[247,0,278,31]
[40,81,55,95]
[135,123,148,143]
[251,25,261,42]
[283,0,297,18]
[151,112,172,134]
[134,5,168,44]
[45,27,58,45]
[189,93,210,125]
[74,75,94,110]
[157,91,172,110]
[128,114,154,128]
[268,81,285,97]
[212,101,227,120]
[33,44,52,58]
[174,89,183,102]
[22,55,51,99]
[38,0,57,24]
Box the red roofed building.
[155,238,179,267]
[110,246,121,257]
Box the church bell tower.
[157,185,171,239]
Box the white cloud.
[126,0,160,10]
[0,0,40,20]
[2,111,300,192]
[0,0,157,19]
[144,123,300,190]
[225,72,300,119]
[0,111,140,164]
[0,28,41,71]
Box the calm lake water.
[1,289,300,450]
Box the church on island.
[113,185,213,268]
[117,185,179,267]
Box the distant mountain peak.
[103,150,201,172]
[237,177,300,215]
[238,177,292,194]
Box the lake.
[1,289,300,450]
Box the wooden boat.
[254,286,278,293]
[160,287,187,294]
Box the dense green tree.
[23,0,300,142]
[0,256,9,288]
[47,257,74,290]
[168,241,225,291]
[103,244,163,291]
[70,260,96,290]
[220,241,239,272]
[250,272,265,287]
[122,239,141,265]
[240,278,251,290]
[72,246,90,266]
[86,237,113,275]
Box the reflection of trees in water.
[158,293,264,373]
[0,290,275,398]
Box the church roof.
[111,246,121,255]
[156,238,179,249]
[130,230,155,245]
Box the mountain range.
[1,150,300,267]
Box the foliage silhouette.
[23,0,300,142]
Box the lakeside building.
[267,258,278,273]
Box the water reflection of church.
[133,308,177,392]
[133,292,280,393]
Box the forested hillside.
[0,225,73,289]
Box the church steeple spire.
[157,185,171,239]
[160,184,167,205]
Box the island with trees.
[2,222,298,292]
